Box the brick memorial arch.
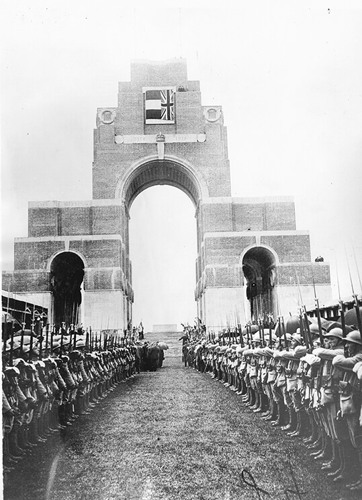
[3,59,331,330]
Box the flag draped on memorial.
[144,87,175,124]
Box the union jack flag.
[144,87,175,124]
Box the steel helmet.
[345,330,362,346]
[324,327,344,341]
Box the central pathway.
[4,354,356,500]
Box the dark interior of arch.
[242,247,276,320]
[124,160,200,209]
[50,252,85,327]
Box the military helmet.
[5,366,20,377]
[291,333,302,344]
[323,327,344,340]
[344,330,362,346]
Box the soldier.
[332,330,362,488]
[312,328,345,474]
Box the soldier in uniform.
[332,330,362,489]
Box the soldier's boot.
[263,398,275,420]
[245,388,255,407]
[310,429,326,457]
[271,402,284,427]
[241,387,250,403]
[65,403,74,425]
[9,427,26,458]
[282,406,296,432]
[288,410,301,436]
[21,425,35,449]
[306,424,322,450]
[269,399,280,423]
[75,397,82,415]
[254,392,264,413]
[347,448,362,490]
[328,441,346,479]
[332,443,359,483]
[242,387,249,403]
[303,411,317,444]
[261,393,271,417]
[322,439,340,471]
[249,391,259,410]
[314,433,332,461]
[38,415,49,439]
[17,426,33,452]
[29,418,46,444]
[294,409,309,437]
[252,391,261,411]
[3,435,20,465]
[43,412,53,436]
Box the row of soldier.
[183,306,362,493]
[2,327,141,475]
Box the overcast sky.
[2,1,362,330]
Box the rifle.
[45,323,49,356]
[39,319,43,359]
[29,309,35,361]
[61,322,65,353]
[299,308,310,351]
[347,252,362,341]
[72,324,77,350]
[336,262,347,338]
[69,326,73,352]
[9,321,15,366]
[281,316,288,351]
[295,269,313,350]
[20,326,25,356]
[268,314,273,348]
[312,273,324,347]
[19,301,27,356]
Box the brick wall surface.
[202,204,233,232]
[69,239,122,268]
[91,205,123,234]
[204,236,255,266]
[277,263,330,285]
[261,234,311,263]
[265,202,296,230]
[205,266,243,288]
[59,207,92,236]
[29,208,58,237]
[2,270,50,292]
[14,241,65,270]
[232,202,296,232]
[84,268,122,291]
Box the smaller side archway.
[49,252,85,327]
[241,246,277,322]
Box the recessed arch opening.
[49,252,85,327]
[118,158,206,210]
[241,246,277,321]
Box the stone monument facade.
[3,59,331,330]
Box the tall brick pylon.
[3,59,331,330]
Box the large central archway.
[116,156,209,210]
[118,157,204,329]
[129,185,197,330]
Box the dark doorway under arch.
[242,247,277,322]
[50,252,85,326]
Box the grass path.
[4,358,357,500]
